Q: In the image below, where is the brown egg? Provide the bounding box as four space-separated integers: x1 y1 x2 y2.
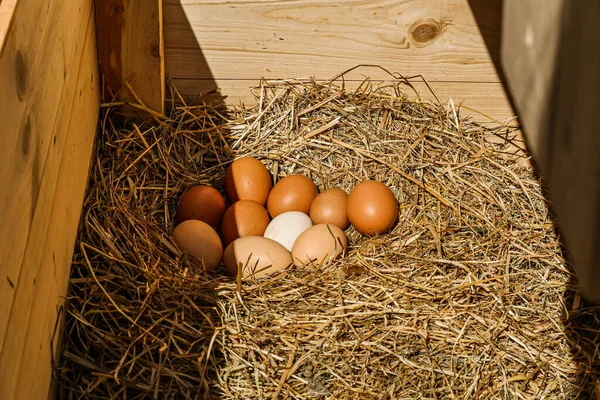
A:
291 224 348 267
309 188 349 229
172 220 223 270
221 200 270 246
223 236 293 279
347 180 398 235
225 157 272 205
176 185 226 227
267 175 318 218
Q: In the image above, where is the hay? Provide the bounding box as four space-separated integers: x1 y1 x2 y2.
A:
55 74 596 399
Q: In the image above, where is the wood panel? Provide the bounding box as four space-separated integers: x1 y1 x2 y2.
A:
95 0 164 114
164 0 515 123
0 0 99 398
172 78 516 125
164 0 504 83
501 1 600 301
11 17 98 399
501 0 563 164
0 0 89 354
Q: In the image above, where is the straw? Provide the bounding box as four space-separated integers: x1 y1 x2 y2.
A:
54 75 594 399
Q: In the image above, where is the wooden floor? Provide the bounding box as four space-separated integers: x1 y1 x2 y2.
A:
163 0 515 124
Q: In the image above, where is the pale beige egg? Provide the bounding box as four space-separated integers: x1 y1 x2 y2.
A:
223 236 293 279
291 224 348 267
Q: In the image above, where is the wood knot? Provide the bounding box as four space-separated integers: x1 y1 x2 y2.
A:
412 23 438 43
20 115 32 156
149 43 161 59
15 50 27 101
409 19 449 47
110 3 125 16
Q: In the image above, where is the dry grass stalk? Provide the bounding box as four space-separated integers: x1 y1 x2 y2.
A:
55 75 597 399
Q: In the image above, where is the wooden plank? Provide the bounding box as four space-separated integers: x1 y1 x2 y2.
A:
171 78 516 125
10 12 99 399
163 0 504 83
94 0 165 114
501 0 563 165
501 1 600 301
0 0 99 398
0 0 93 355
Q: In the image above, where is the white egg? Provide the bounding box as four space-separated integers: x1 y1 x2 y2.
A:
263 211 313 251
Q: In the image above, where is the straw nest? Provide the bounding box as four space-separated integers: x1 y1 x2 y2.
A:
55 72 597 399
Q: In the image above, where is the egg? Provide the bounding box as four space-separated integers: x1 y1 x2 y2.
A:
263 211 313 251
223 236 293 279
267 175 318 218
291 224 348 267
172 220 223 270
176 185 226 227
225 157 272 205
309 188 349 229
221 200 270 246
347 180 398 235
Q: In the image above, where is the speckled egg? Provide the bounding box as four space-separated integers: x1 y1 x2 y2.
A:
221 200 270 246
176 185 226 227
347 180 398 235
267 175 318 218
225 157 272 205
309 188 349 229
172 220 223 270
223 236 293 279
291 224 348 267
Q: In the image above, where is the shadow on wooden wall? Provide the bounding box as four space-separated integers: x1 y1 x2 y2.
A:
466 0 504 81
467 0 521 120
163 1 227 109
94 0 227 117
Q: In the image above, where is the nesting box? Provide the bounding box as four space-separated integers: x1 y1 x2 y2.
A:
1 0 597 398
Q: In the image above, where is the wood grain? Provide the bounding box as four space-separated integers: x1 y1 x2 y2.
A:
0 0 99 398
164 0 504 83
95 0 164 113
501 1 600 301
0 0 91 354
164 0 515 123
171 78 516 125
11 15 98 399
501 0 563 163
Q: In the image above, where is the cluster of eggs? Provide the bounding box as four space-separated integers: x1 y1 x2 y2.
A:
172 157 399 279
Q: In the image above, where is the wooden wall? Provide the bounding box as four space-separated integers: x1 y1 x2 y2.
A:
94 0 164 115
501 0 600 302
163 0 515 123
0 0 100 398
